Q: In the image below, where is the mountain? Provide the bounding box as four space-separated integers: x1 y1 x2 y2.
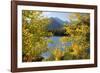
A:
47 17 69 36
47 17 68 31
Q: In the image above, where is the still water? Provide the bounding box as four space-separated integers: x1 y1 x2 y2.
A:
41 36 72 59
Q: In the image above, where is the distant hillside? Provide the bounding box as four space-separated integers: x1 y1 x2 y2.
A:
47 17 69 36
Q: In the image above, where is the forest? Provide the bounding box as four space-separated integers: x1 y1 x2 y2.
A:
22 10 90 62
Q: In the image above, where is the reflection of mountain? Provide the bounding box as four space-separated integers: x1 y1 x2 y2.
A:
47 17 69 36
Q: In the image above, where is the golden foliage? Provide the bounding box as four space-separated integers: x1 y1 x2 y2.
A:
51 48 64 61
22 10 52 62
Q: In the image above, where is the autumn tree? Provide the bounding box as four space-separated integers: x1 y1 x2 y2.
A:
22 10 52 62
63 13 90 59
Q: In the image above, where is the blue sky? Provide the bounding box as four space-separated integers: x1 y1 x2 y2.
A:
42 11 70 22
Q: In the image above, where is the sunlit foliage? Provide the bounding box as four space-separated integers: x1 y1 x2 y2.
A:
50 48 64 61
22 11 90 62
22 10 52 62
63 13 90 59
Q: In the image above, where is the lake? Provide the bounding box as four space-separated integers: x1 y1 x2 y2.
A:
41 36 72 59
